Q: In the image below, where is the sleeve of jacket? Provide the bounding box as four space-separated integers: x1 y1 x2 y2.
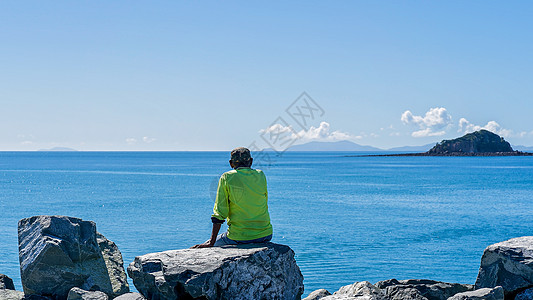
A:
211 174 229 222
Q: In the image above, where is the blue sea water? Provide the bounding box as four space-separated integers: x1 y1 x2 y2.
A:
1 151 532 296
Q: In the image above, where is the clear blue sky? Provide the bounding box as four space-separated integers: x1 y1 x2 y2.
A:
1 1 532 150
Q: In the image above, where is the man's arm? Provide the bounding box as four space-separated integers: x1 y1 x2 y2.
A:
191 175 228 248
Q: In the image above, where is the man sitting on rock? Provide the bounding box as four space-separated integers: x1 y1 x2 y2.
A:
192 147 273 248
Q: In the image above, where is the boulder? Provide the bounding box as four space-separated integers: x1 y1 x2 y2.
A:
515 287 533 300
0 274 15 290
18 215 129 299
0 289 24 300
95 233 129 296
303 289 331 300
447 287 504 300
127 243 304 300
375 279 474 300
112 292 146 300
67 287 108 300
475 236 533 296
321 281 386 300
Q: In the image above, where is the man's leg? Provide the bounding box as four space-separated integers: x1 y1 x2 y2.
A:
213 232 239 247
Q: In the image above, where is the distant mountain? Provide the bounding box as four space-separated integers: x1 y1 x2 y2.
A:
265 140 383 152
387 143 436 152
38 147 77 152
512 145 533 152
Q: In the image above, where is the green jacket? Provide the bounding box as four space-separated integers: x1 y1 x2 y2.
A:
212 167 273 241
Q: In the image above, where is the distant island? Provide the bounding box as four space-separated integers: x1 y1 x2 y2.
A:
263 140 434 152
359 130 533 157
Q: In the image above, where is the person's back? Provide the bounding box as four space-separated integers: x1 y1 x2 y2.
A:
192 147 273 248
213 167 272 241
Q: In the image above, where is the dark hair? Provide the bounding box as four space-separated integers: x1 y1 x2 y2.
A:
230 147 252 168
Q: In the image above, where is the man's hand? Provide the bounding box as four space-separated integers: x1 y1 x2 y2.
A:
190 241 214 249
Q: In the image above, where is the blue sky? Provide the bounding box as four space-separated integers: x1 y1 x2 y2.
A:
1 1 532 150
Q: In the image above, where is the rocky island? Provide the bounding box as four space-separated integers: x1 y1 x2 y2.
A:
362 130 533 157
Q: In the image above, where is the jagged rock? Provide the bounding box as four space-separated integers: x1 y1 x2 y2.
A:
321 281 387 300
127 243 304 300
66 287 108 300
515 287 533 300
0 289 24 300
447 286 504 300
95 233 129 296
303 289 331 300
475 236 533 296
112 292 146 300
18 216 129 299
375 279 474 300
0 274 15 290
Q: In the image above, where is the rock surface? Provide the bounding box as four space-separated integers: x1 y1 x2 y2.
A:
112 292 146 300
96 233 129 296
321 281 386 299
67 287 108 300
18 215 129 299
0 274 15 290
375 279 474 300
128 243 304 300
0 289 24 300
515 287 533 300
475 236 533 296
303 289 331 300
447 287 504 300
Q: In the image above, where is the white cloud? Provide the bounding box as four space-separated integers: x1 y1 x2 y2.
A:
401 107 452 137
126 138 137 145
143 136 156 143
260 121 355 144
458 118 513 137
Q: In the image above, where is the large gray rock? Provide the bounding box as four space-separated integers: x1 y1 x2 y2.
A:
447 287 504 300
0 289 24 300
303 289 331 300
475 236 533 296
0 274 15 290
67 287 108 300
321 281 387 300
127 243 304 300
375 279 474 300
18 216 129 299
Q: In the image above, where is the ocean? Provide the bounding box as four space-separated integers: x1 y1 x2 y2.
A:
1 151 532 296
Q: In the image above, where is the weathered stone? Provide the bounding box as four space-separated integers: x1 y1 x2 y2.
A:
18 216 129 299
0 274 15 290
0 289 24 300
321 281 387 300
515 287 533 300
66 287 108 300
447 286 504 300
127 243 304 300
112 292 146 300
475 236 533 296
375 279 474 300
303 289 331 300
95 233 129 296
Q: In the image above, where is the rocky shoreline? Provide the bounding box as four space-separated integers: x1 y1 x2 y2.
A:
1 215 532 300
